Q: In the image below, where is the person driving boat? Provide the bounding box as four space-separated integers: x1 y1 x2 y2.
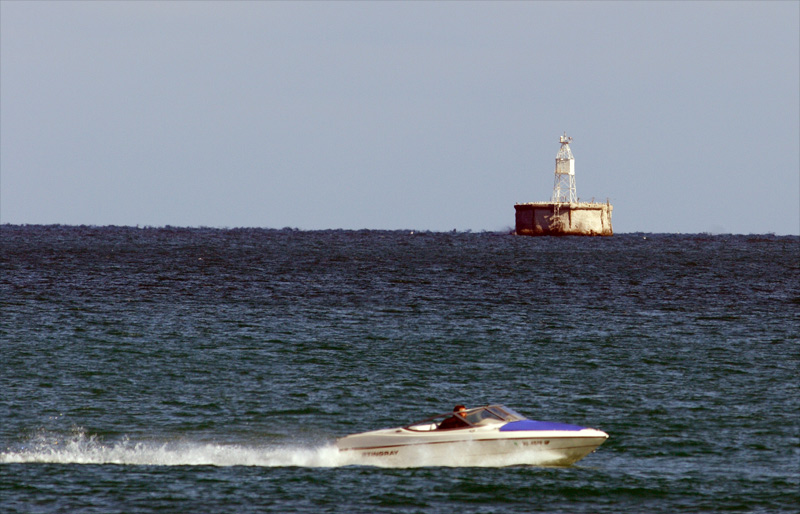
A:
437 404 469 430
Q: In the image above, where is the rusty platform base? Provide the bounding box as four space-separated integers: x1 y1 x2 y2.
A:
514 202 613 236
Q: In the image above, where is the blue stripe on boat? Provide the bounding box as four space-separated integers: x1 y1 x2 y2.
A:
499 420 586 432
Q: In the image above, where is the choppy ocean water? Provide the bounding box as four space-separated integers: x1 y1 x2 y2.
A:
1 225 798 513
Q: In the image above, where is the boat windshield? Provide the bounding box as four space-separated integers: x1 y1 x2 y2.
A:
465 405 526 425
488 405 526 421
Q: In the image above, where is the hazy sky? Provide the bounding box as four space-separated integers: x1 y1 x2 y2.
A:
2 1 798 234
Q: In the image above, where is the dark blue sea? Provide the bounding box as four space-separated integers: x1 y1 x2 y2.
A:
1 225 798 513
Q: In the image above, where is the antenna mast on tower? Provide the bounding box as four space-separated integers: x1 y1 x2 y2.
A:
551 132 577 203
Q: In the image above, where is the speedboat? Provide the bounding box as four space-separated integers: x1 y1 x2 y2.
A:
337 404 608 467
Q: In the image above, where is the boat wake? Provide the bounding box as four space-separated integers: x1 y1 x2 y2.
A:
1 429 345 467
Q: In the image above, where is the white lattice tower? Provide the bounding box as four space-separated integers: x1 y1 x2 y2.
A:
551 132 577 203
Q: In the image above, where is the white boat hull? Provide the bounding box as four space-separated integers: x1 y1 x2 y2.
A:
338 425 608 467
